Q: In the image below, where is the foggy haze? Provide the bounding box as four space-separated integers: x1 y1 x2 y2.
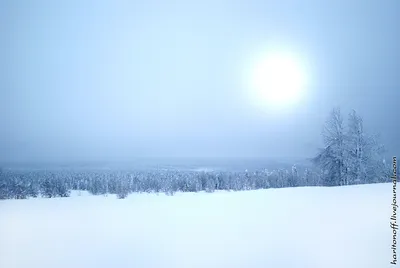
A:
2 0 399 163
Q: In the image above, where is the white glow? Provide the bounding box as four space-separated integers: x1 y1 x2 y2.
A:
245 50 308 110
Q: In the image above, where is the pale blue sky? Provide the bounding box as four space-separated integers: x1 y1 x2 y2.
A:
1 0 399 162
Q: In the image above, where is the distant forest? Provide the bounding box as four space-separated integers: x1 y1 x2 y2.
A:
0 108 393 200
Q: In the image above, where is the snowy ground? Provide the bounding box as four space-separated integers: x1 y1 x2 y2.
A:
0 183 393 268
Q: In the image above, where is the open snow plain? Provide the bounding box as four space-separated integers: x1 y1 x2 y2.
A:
0 183 392 268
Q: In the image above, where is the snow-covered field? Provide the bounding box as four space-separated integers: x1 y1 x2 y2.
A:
0 183 393 268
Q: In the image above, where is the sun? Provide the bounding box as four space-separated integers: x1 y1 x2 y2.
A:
245 50 308 110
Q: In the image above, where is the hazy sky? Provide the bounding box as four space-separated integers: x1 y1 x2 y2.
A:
1 0 399 162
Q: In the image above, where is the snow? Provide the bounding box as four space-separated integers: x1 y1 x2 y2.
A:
0 183 393 268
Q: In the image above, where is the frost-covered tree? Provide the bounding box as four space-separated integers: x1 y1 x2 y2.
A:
116 175 129 199
288 164 298 187
313 108 389 186
302 168 316 186
364 133 388 183
54 177 71 197
346 110 368 184
0 168 9 199
41 175 55 198
88 175 107 195
346 110 390 184
253 170 270 189
275 169 289 188
313 108 348 186
12 174 29 199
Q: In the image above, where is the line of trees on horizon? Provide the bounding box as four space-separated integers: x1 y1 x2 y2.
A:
0 107 392 200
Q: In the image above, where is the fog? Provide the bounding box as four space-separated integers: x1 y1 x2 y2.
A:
1 0 399 163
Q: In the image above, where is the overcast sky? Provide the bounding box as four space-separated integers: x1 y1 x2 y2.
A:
1 0 399 162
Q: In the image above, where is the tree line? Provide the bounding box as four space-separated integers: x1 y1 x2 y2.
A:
0 108 392 200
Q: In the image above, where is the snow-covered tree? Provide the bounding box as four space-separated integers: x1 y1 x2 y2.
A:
302 168 320 186
346 110 390 184
288 164 298 187
313 108 348 186
116 174 129 199
0 168 9 199
54 177 71 197
313 108 389 186
346 110 367 184
41 175 54 198
364 133 388 183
